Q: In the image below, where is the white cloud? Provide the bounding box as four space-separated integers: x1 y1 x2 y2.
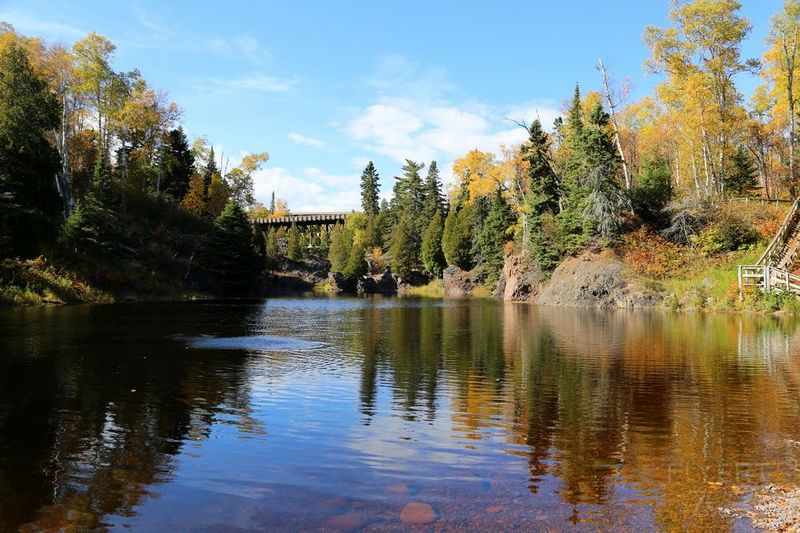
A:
199 74 297 94
253 167 359 212
0 8 85 39
288 132 327 149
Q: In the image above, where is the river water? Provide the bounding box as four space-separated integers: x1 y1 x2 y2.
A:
1 296 800 531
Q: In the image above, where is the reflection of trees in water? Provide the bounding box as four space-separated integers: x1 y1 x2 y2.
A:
352 302 800 528
0 304 260 531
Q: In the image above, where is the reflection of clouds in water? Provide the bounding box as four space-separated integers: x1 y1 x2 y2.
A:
181 335 327 353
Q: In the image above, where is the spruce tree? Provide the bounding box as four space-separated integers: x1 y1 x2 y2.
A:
522 119 560 216
360 161 380 215
725 147 758 196
287 223 303 261
581 103 627 240
478 190 513 282
203 147 218 199
442 204 472 269
422 160 445 221
269 191 276 213
328 223 351 272
421 209 446 278
200 201 261 294
343 240 367 279
264 228 280 272
161 127 195 200
390 214 417 278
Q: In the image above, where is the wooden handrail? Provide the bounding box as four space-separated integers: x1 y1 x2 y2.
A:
758 198 800 266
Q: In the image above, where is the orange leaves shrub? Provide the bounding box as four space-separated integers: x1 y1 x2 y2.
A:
621 227 688 280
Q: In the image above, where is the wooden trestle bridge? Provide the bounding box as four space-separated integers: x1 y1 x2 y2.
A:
253 212 351 247
739 198 800 297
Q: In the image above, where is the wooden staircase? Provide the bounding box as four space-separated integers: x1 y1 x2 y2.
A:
739 198 800 296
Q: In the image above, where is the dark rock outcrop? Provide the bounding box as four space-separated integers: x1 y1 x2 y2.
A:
443 266 481 297
395 270 430 295
357 270 397 295
495 254 544 302
327 271 355 293
534 249 662 308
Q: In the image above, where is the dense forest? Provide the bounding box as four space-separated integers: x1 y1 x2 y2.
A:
1 0 799 304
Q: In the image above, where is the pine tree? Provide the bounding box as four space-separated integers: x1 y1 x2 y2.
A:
522 119 560 217
161 127 195 201
199 201 262 294
269 191 276 213
360 161 380 215
478 190 512 282
725 147 758 196
421 209 446 277
442 204 472 269
422 160 445 221
561 83 587 188
203 147 218 199
328 223 351 272
390 214 417 278
389 159 426 259
92 149 114 204
343 239 367 279
287 223 303 261
581 103 627 240
264 228 280 272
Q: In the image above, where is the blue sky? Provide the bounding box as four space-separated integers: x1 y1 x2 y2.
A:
0 0 781 211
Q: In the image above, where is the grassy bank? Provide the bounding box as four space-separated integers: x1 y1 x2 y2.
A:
0 257 112 306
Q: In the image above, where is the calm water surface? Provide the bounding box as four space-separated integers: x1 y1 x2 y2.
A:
2 296 800 531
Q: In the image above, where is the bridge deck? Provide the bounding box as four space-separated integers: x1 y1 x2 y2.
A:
254 212 350 227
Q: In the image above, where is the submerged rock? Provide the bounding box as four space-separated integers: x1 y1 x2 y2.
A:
400 502 436 525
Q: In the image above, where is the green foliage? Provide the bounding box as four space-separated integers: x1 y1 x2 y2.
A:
478 191 512 282
199 201 261 294
161 127 195 200
390 214 417 278
442 204 473 269
360 161 380 215
287 223 303 261
422 160 445 221
691 213 758 255
522 119 560 217
264 228 280 272
328 223 351 272
725 147 758 196
0 40 61 256
421 209 446 278
631 158 673 224
60 193 123 259
343 240 367 279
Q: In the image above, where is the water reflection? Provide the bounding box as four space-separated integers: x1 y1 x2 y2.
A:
1 299 800 530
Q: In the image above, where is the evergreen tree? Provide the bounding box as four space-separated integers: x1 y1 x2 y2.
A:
422 160 445 221
360 161 380 215
421 209 446 277
264 228 280 273
390 214 417 278
631 157 672 224
0 41 61 255
328 223 351 272
725 147 758 196
363 214 381 250
561 83 587 188
522 119 560 217
200 201 261 294
92 149 115 203
442 204 473 269
269 191 276 213
343 239 367 279
478 190 513 282
202 147 218 199
287 223 303 261
161 127 195 200
390 159 426 258
60 193 122 262
581 103 627 240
